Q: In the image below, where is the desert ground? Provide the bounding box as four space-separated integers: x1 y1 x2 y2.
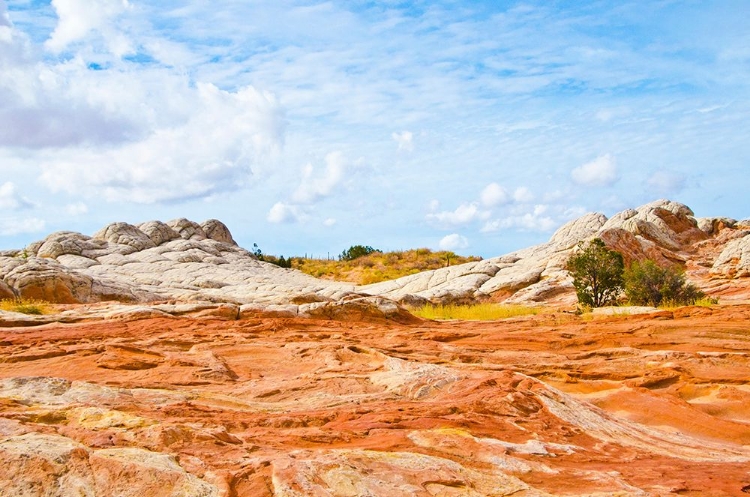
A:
1 303 749 496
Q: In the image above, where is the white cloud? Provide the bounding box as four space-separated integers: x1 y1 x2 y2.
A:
323 218 337 227
292 151 348 204
392 130 413 152
46 0 132 56
0 1 748 257
439 233 469 251
0 182 32 210
0 217 45 236
65 202 88 215
646 170 686 195
571 154 618 187
0 1 10 29
39 83 285 203
482 204 557 232
513 186 534 203
267 202 303 224
480 182 509 207
426 202 489 227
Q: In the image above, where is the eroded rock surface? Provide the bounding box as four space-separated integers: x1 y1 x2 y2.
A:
1 306 749 495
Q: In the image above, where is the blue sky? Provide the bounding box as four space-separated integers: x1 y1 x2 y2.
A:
1 0 748 258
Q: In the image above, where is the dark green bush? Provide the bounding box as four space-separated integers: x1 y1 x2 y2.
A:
624 259 704 306
566 238 624 308
340 245 380 261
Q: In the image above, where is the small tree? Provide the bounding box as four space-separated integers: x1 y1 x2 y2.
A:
624 259 704 306
566 238 624 308
340 245 380 261
252 243 264 261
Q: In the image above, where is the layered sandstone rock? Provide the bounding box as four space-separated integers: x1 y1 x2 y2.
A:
1 307 749 495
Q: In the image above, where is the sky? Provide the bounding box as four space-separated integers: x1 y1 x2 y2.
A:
1 0 748 258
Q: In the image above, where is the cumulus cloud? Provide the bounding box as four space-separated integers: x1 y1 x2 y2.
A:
39 83 285 203
0 18 140 148
0 182 33 210
646 170 686 196
267 202 304 224
323 218 337 227
292 151 348 204
426 202 489 227
439 233 469 251
0 217 45 236
482 205 557 232
571 154 618 187
46 0 133 55
392 130 413 152
480 182 509 207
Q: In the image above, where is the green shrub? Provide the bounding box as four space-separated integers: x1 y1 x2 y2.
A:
624 259 705 306
340 245 380 261
566 238 624 308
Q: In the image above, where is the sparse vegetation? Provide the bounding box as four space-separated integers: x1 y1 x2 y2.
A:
624 259 705 307
413 303 540 321
0 298 51 315
291 248 482 285
566 238 624 308
252 243 292 268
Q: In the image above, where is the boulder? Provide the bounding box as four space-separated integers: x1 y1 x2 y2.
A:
93 222 156 252
36 231 101 259
712 234 750 278
200 219 237 245
167 218 207 240
3 257 92 304
138 221 181 246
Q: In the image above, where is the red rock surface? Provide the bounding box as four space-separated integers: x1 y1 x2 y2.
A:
1 306 750 495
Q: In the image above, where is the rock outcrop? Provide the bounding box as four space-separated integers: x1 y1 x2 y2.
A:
1 306 749 495
1 200 749 311
365 199 750 305
0 219 361 311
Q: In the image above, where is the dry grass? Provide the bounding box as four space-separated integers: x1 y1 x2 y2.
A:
292 248 481 285
0 298 52 315
657 296 718 310
413 303 541 321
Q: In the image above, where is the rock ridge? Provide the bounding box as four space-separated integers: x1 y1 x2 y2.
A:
1 200 749 313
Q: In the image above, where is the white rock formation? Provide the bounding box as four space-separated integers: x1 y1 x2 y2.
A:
0 201 748 314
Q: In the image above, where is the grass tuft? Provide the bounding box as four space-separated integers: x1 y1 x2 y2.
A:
412 303 540 321
656 296 719 310
0 298 51 315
